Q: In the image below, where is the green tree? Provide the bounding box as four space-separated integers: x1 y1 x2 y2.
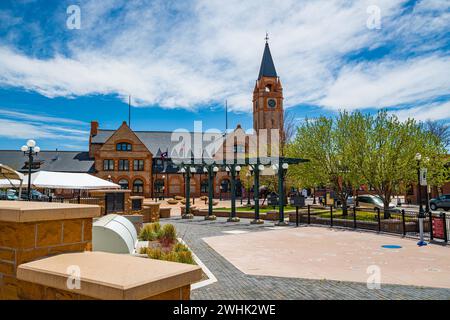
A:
358 111 445 217
287 111 366 215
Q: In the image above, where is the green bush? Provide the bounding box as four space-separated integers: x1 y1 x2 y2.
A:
160 224 177 243
177 251 195 264
173 242 189 253
139 247 148 254
163 251 178 262
147 247 164 260
139 222 163 241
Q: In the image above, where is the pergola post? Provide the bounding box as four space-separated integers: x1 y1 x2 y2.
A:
181 164 194 219
276 161 289 226
251 161 264 225
205 164 217 220
227 164 240 222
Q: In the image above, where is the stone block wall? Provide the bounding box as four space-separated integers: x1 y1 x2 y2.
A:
0 218 93 300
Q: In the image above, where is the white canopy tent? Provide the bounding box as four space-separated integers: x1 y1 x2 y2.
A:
23 171 120 190
0 164 24 197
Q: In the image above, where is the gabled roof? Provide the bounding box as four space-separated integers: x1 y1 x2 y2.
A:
258 42 277 79
91 129 232 159
0 151 94 174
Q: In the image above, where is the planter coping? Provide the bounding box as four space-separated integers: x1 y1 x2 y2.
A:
0 200 100 223
17 251 202 300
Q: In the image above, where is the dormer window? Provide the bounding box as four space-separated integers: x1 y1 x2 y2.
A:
116 142 132 151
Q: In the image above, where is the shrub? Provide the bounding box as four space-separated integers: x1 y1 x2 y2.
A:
139 225 157 241
149 222 161 234
147 247 164 260
139 247 148 254
173 242 189 253
177 251 195 265
161 224 177 242
163 251 178 262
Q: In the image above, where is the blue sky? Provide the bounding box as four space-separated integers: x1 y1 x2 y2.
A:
0 0 449 151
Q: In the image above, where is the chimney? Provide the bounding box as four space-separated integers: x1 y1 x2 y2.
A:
90 121 99 137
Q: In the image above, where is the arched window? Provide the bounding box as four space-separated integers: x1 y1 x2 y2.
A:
118 179 129 190
200 179 208 193
220 179 230 193
116 142 132 151
154 179 165 193
133 179 144 193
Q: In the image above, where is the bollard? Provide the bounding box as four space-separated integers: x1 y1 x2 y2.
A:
353 206 357 229
307 205 311 225
330 205 333 227
401 209 406 236
376 208 381 232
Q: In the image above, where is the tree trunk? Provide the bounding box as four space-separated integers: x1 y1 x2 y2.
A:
383 193 391 219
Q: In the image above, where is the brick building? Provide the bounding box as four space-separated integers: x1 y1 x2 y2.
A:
0 40 285 199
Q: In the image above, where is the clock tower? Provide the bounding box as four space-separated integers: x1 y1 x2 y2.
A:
253 38 284 143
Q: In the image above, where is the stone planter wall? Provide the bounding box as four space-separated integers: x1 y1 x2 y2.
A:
142 204 160 223
159 208 172 219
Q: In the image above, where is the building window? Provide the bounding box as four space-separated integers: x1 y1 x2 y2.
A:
200 179 208 193
133 159 144 171
118 159 129 171
103 159 114 171
116 142 132 151
118 179 129 190
133 179 144 193
234 145 245 153
154 179 164 194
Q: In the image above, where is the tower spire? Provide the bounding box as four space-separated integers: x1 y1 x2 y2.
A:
258 36 277 79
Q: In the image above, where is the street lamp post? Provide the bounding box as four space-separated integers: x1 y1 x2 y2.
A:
415 153 427 247
246 171 252 205
21 140 40 201
180 165 196 219
205 164 219 220
273 161 289 226
226 164 241 222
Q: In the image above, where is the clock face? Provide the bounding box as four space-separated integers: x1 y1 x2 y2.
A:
267 99 276 108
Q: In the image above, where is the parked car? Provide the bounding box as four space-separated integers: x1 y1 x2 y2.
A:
355 195 399 212
20 189 47 201
429 194 450 211
0 189 19 200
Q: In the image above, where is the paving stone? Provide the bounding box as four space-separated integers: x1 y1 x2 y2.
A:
162 217 450 300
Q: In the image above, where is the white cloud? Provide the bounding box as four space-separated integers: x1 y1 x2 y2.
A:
392 101 450 122
319 55 450 110
0 109 88 142
0 0 448 118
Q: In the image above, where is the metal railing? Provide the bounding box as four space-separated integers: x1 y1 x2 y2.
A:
294 204 449 243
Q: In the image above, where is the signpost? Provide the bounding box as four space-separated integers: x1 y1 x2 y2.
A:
432 213 448 242
290 193 305 227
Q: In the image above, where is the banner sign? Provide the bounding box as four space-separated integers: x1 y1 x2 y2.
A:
432 216 445 240
420 168 427 186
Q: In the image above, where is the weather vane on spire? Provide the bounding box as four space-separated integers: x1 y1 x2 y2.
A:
265 32 269 43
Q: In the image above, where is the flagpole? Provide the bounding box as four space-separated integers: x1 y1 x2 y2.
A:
225 100 228 133
128 95 131 128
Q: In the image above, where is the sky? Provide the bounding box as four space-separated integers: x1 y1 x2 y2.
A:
0 0 449 151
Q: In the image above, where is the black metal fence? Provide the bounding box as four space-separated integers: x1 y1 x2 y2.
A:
295 205 449 243
46 196 102 205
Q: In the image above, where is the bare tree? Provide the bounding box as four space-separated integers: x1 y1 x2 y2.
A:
281 109 297 155
423 120 450 149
